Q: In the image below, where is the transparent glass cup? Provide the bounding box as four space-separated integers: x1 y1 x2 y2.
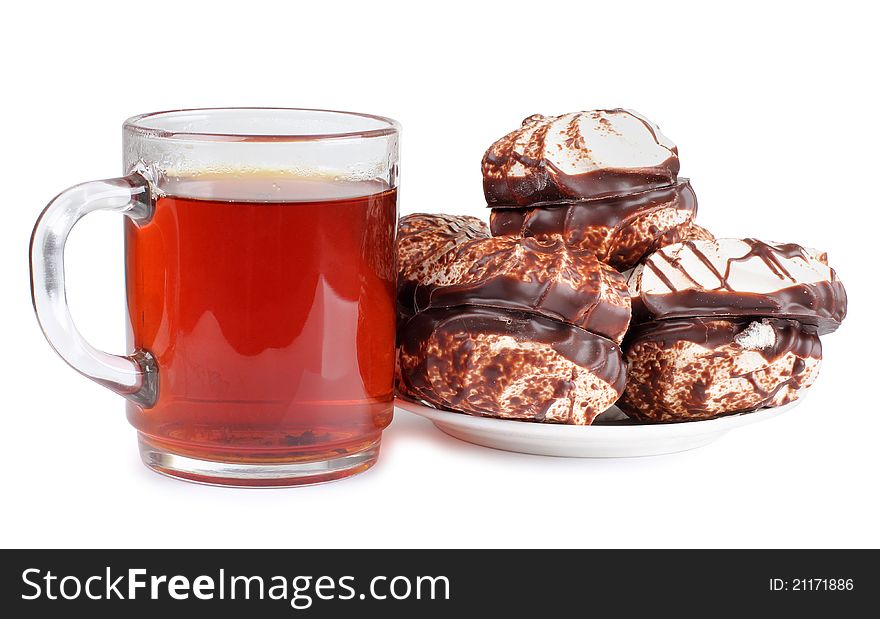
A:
30 108 400 487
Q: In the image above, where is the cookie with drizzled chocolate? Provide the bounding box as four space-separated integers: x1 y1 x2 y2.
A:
621 238 846 421
628 238 846 333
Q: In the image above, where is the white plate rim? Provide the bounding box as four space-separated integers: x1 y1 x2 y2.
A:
395 397 802 441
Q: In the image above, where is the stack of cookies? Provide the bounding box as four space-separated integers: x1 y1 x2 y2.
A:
396 110 848 424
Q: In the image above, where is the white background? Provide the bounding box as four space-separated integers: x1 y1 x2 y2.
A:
1 0 877 548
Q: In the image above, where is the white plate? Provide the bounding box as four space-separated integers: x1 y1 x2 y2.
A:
395 398 802 458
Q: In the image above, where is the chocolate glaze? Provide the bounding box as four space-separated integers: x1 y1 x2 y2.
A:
411 237 631 342
399 306 627 395
413 278 631 344
634 238 848 333
634 277 847 335
489 179 697 270
489 177 694 218
397 279 418 315
732 240 799 279
484 166 680 207
488 208 526 236
482 110 680 205
652 238 826 291
625 317 822 363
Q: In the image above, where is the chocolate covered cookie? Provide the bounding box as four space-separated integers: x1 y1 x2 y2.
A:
395 213 631 422
398 307 626 425
482 109 680 205
620 318 821 422
483 110 700 270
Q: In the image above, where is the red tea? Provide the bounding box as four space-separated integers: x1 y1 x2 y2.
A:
124 176 397 467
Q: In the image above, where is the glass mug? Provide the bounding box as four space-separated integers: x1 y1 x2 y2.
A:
30 108 400 487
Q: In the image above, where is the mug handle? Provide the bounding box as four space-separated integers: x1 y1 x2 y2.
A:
29 171 158 407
